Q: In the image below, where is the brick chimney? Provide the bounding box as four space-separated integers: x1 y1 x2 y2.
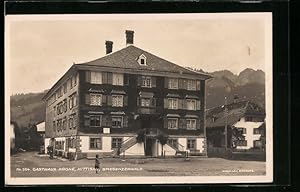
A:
105 40 113 54
125 30 134 46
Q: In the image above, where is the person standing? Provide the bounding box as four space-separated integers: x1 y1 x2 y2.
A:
95 154 101 174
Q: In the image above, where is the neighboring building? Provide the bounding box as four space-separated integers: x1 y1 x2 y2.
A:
43 30 211 159
206 100 266 151
36 121 46 138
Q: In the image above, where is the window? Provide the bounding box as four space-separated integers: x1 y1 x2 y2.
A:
111 138 123 149
90 115 101 127
138 54 147 66
69 115 74 129
186 99 196 110
187 139 196 150
91 71 102 84
53 106 56 116
168 78 178 89
53 121 56 131
238 128 247 134
73 74 77 86
69 93 77 109
57 87 63 98
112 95 123 107
63 83 67 94
112 116 123 128
62 117 67 130
112 73 124 85
57 119 62 132
168 118 178 129
167 139 178 149
253 128 260 134
187 80 197 90
253 140 262 148
168 98 178 109
186 119 197 130
236 140 247 146
141 98 151 107
63 99 67 113
142 76 151 87
90 138 102 149
90 94 102 106
55 141 64 150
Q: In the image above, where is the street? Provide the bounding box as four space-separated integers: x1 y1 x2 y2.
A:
10 152 266 177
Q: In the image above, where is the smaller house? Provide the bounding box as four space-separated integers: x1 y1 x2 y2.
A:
206 100 265 151
36 122 45 138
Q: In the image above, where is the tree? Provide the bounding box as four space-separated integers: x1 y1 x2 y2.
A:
231 127 246 149
156 133 168 157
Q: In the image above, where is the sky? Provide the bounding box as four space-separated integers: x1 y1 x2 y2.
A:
6 13 271 95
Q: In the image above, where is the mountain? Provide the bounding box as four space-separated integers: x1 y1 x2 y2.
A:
10 68 265 127
10 91 47 128
206 68 265 109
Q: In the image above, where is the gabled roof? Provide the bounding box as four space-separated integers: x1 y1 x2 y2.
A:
76 45 211 78
206 101 265 128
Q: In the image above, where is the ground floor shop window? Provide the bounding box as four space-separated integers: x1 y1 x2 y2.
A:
90 138 102 149
187 139 196 150
111 138 123 149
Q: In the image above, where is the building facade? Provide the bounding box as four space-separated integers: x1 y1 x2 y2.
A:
43 30 211 159
206 100 266 151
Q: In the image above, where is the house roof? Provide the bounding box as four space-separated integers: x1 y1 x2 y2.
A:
76 45 211 78
206 101 265 128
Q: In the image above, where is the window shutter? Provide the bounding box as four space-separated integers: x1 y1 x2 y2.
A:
196 80 201 91
106 116 112 127
124 74 129 85
107 95 112 106
65 138 69 149
124 96 128 106
107 72 113 84
182 99 187 110
151 98 156 107
102 95 107 105
102 72 108 84
84 115 90 127
164 98 168 108
178 99 183 110
85 94 90 105
179 118 186 129
102 115 107 127
137 76 142 86
85 71 91 83
183 79 188 90
196 100 201 110
197 119 201 130
178 79 184 89
152 77 156 87
163 117 168 129
137 97 140 106
123 116 128 127
164 77 169 88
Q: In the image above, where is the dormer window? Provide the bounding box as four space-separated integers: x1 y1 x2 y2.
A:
138 54 147 66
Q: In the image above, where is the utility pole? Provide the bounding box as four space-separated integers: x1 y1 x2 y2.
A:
224 97 228 150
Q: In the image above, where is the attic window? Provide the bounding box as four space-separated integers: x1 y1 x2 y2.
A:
138 54 147 66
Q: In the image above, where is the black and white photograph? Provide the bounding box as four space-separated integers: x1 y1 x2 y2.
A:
5 13 273 185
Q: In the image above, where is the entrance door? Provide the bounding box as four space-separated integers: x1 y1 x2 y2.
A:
145 138 154 156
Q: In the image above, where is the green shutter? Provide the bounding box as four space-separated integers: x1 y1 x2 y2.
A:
164 77 169 88
152 77 156 87
137 76 142 86
178 79 184 89
107 72 113 84
84 115 90 127
196 80 201 91
196 100 201 110
85 71 91 83
102 72 108 84
124 96 128 106
102 95 107 105
123 116 128 127
163 117 168 129
85 94 90 105
164 98 168 108
107 95 112 106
